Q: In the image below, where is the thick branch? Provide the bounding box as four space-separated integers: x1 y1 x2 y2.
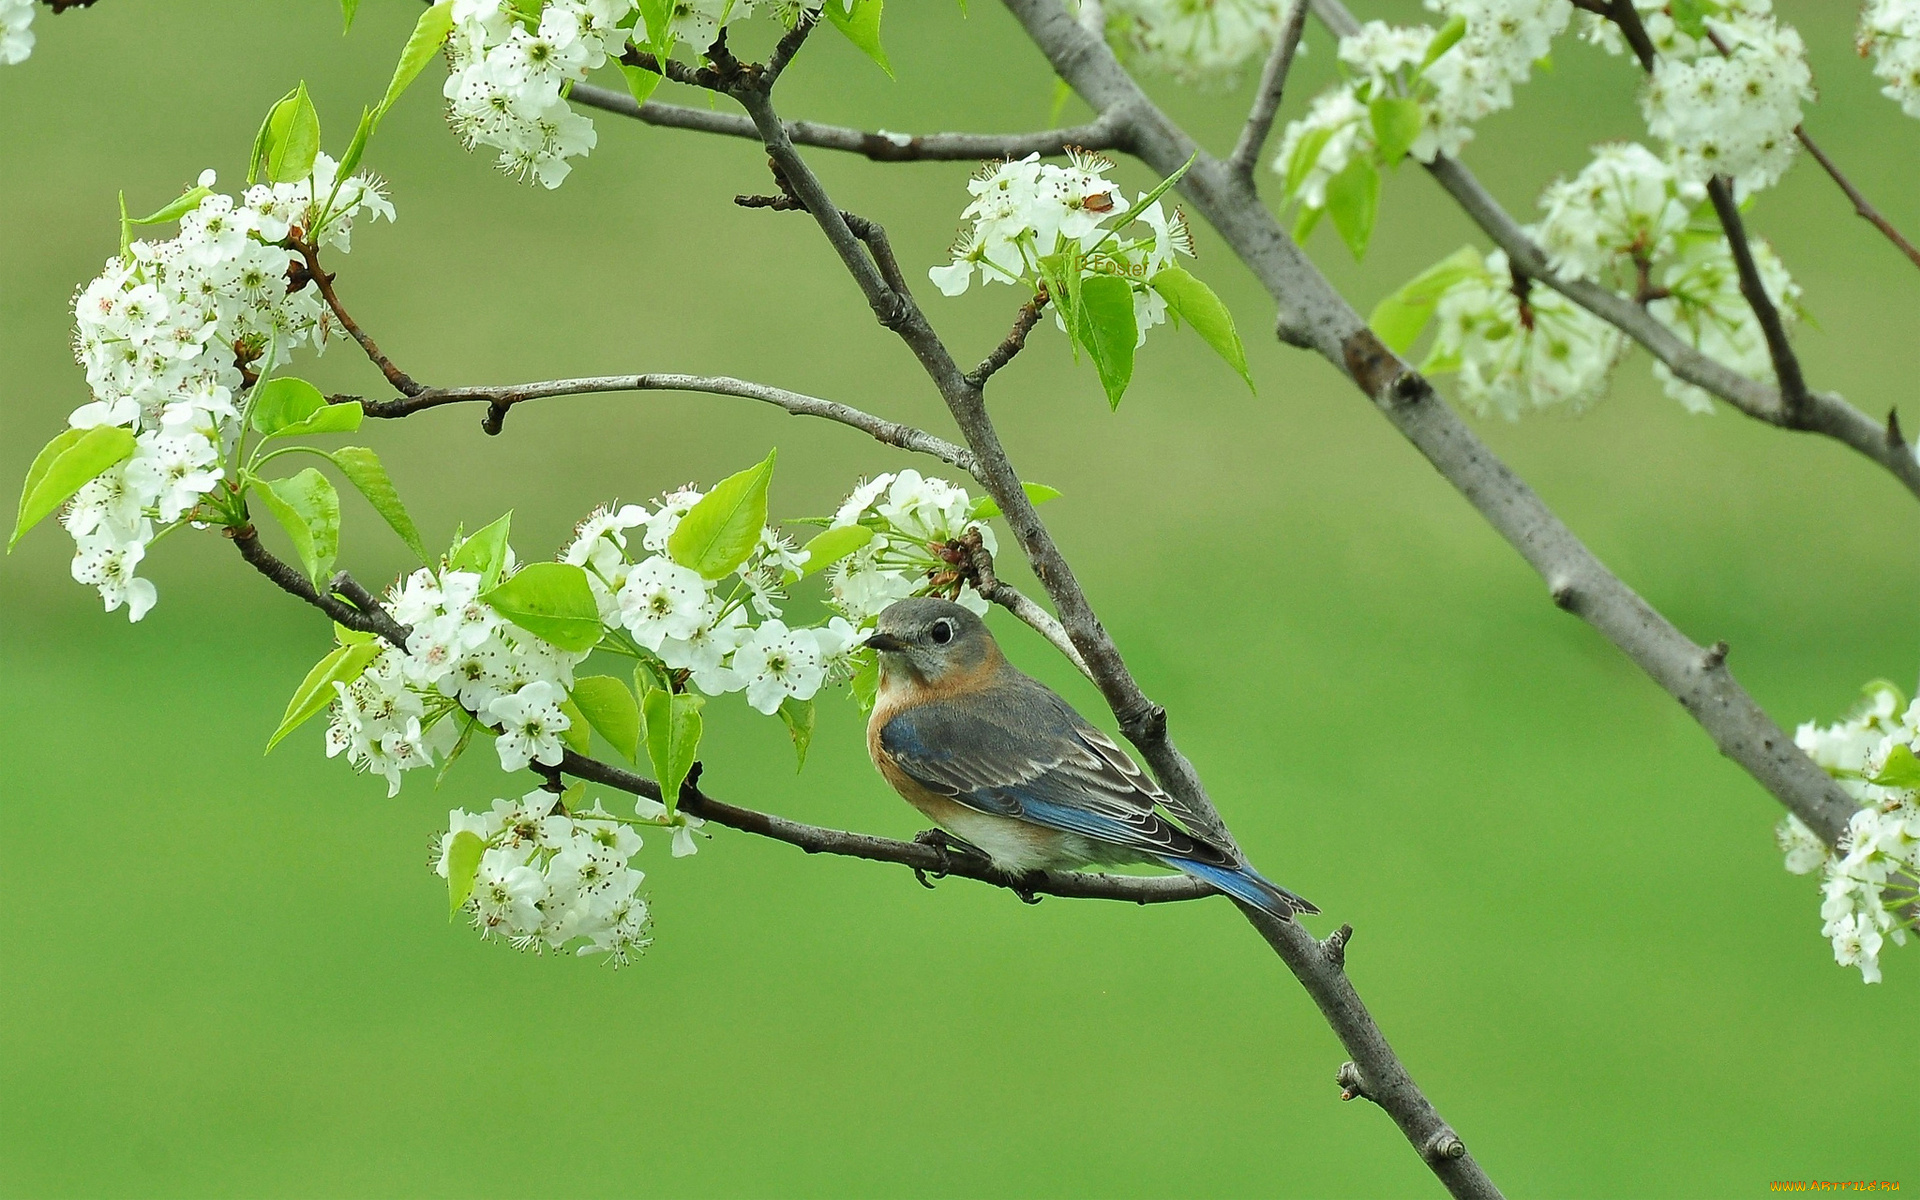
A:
560 751 1215 904
568 82 1133 162
349 373 978 475
1228 0 1311 178
1008 0 1858 850
228 525 409 647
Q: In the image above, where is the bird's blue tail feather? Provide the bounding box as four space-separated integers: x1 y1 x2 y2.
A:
1166 857 1318 921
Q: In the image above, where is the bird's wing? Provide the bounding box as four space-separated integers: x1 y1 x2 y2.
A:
878 679 1234 866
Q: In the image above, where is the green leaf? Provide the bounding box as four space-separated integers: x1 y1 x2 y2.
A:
1857 679 1909 719
1872 743 1920 789
777 696 815 772
1121 151 1196 227
330 447 427 562
267 402 364 441
1324 156 1381 262
572 675 641 762
254 468 341 586
1419 14 1467 70
130 184 213 228
823 0 893 77
1283 124 1335 200
1368 245 1485 354
482 562 602 652
249 377 328 436
1368 96 1425 167
341 0 361 32
634 657 671 701
249 87 298 186
446 830 484 917
558 696 592 755
450 512 512 589
1148 267 1253 391
334 621 375 645
618 62 665 108
669 449 777 580
11 425 138 551
1291 202 1324 245
1074 274 1138 410
265 82 322 185
799 524 874 577
644 689 704 815
379 1 456 124
970 482 1063 521
1668 0 1722 39
267 641 381 751
636 0 675 50
849 649 879 715
335 106 377 183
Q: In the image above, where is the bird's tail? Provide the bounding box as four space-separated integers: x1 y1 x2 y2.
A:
1165 856 1319 921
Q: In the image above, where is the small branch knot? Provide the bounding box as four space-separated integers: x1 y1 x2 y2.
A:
1701 639 1729 670
1888 407 1907 451
1321 922 1354 969
1422 1129 1467 1162
1335 1062 1371 1103
1549 577 1578 611
481 400 511 436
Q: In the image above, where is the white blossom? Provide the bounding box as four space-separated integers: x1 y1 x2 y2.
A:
1859 0 1920 118
1096 0 1295 87
488 679 572 772
0 0 33 65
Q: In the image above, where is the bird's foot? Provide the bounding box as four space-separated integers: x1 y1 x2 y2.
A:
1011 872 1045 905
911 828 981 887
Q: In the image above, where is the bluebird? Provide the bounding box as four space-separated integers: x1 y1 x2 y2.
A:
864 597 1316 921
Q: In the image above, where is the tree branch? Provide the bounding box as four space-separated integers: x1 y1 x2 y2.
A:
228 524 409 647
1228 0 1311 179
965 290 1050 388
1704 175 1810 418
946 526 1093 679
1794 127 1920 273
346 373 979 475
565 82 1133 162
289 235 422 397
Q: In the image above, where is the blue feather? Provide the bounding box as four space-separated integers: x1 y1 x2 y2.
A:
1166 857 1318 920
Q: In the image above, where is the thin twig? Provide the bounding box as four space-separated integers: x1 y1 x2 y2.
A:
289 236 422 397
1795 127 1920 273
228 525 409 647
965 290 1051 387
1705 175 1810 419
565 81 1134 162
761 9 815 87
347 373 979 475
945 526 1092 678
1228 0 1311 178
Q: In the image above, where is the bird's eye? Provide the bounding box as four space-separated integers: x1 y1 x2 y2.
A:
930 619 954 645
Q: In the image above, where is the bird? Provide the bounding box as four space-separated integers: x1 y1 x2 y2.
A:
863 596 1316 921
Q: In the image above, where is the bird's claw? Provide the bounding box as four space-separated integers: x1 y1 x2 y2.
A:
912 828 963 880
1012 873 1044 905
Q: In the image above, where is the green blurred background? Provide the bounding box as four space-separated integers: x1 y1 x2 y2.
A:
3 2 1916 1196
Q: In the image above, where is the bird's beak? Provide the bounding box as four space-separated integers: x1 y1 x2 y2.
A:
863 632 907 653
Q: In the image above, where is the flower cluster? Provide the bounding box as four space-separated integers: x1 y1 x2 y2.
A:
1 0 32 65
1424 250 1628 419
443 0 635 188
1780 682 1920 984
328 562 591 794
1858 0 1920 118
929 151 1195 347
436 789 672 965
60 160 393 620
1579 0 1812 194
824 470 994 625
1095 0 1295 88
1273 0 1571 212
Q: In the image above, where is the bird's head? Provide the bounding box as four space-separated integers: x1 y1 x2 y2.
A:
863 597 1000 686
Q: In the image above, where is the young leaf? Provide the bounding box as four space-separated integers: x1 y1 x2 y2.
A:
446 830 484 917
11 425 137 551
669 449 777 579
799 524 874 578
969 482 1063 521
1368 96 1425 167
1074 274 1138 409
335 106 377 183
341 0 361 31
558 696 592 755
1324 156 1381 262
481 562 602 652
1420 14 1467 69
1148 267 1253 391
823 0 893 77
330 447 427 562
266 641 381 751
1123 151 1197 227
777 696 815 772
450 512 512 589
379 1 456 123
1291 202 1324 245
619 62 665 108
249 377 328 436
265 83 322 185
644 689 704 816
333 621 375 645
249 87 299 186
265 402 364 441
130 185 214 228
571 675 641 762
849 649 879 715
1369 245 1484 353
1283 124 1335 199
1872 744 1920 789
254 468 342 585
